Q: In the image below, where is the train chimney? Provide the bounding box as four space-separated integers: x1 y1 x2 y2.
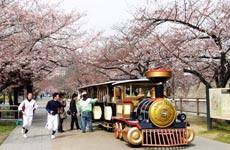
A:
145 69 172 99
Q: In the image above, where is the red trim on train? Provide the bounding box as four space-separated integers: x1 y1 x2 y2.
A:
112 117 142 129
150 98 165 101
121 99 133 103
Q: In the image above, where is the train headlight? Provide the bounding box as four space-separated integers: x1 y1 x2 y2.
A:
137 115 143 122
177 113 186 122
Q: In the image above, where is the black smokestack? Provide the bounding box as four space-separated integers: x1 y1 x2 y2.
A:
154 84 164 98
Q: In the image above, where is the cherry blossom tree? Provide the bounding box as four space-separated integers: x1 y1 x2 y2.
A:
78 0 230 91
0 0 87 92
34 0 230 91
85 19 176 81
128 0 230 88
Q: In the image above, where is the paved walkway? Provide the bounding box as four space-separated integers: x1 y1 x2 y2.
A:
1 98 230 150
0 98 51 150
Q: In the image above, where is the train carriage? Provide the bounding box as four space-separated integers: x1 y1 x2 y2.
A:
78 69 195 147
78 81 115 119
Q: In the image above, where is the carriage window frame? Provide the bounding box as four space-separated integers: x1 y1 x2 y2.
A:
124 84 153 99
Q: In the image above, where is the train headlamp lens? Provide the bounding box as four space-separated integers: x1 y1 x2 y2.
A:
138 115 143 122
177 113 186 122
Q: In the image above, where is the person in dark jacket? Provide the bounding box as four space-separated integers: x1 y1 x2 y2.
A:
45 92 63 139
58 93 67 133
70 93 81 130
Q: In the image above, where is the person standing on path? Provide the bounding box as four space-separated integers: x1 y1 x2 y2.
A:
45 92 63 139
58 93 66 133
69 93 81 130
18 93 38 138
79 91 97 133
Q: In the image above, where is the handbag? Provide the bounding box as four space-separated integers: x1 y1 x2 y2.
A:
60 111 67 119
67 109 71 115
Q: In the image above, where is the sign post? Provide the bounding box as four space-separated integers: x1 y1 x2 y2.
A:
206 85 212 130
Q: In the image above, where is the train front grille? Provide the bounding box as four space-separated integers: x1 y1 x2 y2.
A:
142 128 188 146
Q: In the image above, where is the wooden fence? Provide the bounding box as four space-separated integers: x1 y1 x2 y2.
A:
173 98 207 116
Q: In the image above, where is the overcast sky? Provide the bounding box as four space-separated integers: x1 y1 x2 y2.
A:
57 0 146 34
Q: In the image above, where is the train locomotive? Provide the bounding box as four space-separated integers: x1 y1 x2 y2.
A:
79 69 195 147
113 69 195 146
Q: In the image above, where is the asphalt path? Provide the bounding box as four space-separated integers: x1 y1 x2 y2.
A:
1 98 229 150
51 126 230 150
52 108 230 150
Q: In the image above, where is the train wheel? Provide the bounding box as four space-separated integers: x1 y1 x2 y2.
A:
186 126 195 143
114 122 119 138
127 127 142 145
118 122 123 139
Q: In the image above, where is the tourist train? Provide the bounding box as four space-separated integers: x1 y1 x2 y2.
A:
78 69 195 146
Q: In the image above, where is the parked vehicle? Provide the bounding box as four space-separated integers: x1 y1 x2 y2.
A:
78 69 195 147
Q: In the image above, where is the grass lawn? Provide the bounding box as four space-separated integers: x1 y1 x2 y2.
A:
0 121 16 145
187 115 230 144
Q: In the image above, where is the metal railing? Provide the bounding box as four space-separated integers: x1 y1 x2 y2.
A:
0 105 21 120
174 98 207 116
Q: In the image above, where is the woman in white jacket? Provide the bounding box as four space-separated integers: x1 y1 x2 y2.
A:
18 93 38 138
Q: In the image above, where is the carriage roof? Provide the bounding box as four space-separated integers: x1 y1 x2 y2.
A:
112 78 150 86
78 78 151 90
79 81 115 89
